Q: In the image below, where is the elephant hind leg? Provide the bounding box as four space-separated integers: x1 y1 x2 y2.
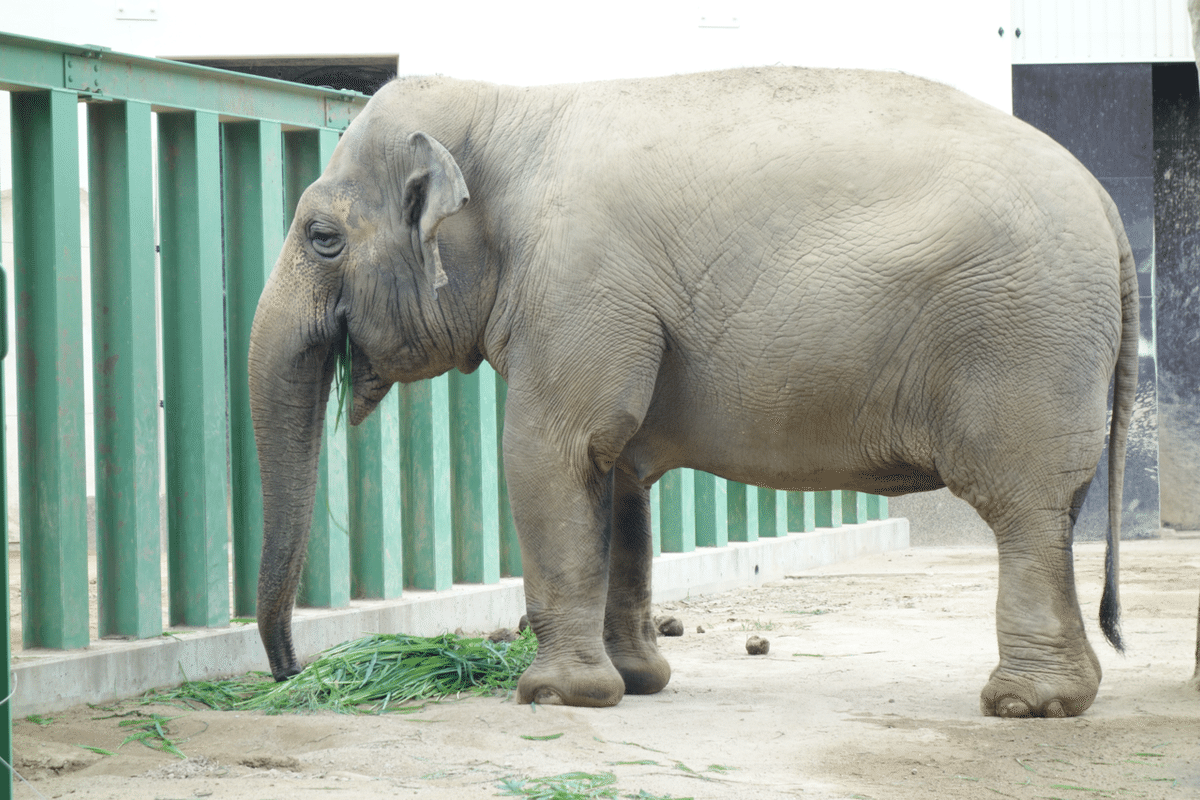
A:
604 466 671 695
975 490 1102 718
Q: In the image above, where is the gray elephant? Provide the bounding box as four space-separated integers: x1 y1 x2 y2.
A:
248 67 1137 717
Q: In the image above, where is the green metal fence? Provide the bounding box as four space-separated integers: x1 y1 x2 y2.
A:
0 31 891 793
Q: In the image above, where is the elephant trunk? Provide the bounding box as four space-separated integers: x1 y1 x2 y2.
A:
248 266 339 681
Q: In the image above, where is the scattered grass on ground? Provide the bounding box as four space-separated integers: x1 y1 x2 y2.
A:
147 629 537 714
738 620 774 631
496 770 694 799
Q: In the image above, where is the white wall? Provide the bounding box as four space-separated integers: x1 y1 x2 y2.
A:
1012 0 1195 64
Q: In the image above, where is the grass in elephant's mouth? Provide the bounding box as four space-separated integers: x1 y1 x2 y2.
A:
146 629 537 714
332 334 352 431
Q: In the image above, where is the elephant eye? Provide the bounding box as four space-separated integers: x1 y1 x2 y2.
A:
307 221 344 258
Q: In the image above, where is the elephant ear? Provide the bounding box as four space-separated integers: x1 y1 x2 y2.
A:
402 131 469 299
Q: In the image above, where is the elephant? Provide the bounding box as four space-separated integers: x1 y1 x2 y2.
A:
248 66 1138 718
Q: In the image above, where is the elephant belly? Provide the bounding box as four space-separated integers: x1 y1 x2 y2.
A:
622 386 944 496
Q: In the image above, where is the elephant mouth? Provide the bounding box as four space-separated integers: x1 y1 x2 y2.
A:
346 337 391 426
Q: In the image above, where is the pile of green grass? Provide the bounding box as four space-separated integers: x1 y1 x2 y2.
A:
151 629 537 714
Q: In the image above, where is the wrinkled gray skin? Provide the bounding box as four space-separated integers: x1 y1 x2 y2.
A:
249 67 1138 717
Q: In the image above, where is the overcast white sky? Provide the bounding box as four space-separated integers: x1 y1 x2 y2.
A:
2 1 1014 103
0 1 1016 193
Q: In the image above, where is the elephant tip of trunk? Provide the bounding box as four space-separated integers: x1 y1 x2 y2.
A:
273 665 303 683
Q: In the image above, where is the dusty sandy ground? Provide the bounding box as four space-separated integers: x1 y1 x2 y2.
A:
10 538 1200 800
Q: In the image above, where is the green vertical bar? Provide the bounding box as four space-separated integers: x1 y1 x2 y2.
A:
349 391 403 598
815 490 843 528
283 128 337 223
658 469 696 553
87 100 162 639
868 494 888 520
450 369 498 583
693 471 718 547
658 470 683 552
300 392 350 607
842 490 869 524
757 487 780 537
494 369 520 576
223 119 284 617
285 128 349 608
787 491 816 532
477 367 501 582
399 378 453 590
158 110 230 628
712 476 729 547
746 484 760 540
11 90 89 649
650 484 661 557
727 482 754 542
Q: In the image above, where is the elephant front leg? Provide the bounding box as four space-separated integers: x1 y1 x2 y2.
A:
981 515 1102 718
604 467 671 694
506 434 626 707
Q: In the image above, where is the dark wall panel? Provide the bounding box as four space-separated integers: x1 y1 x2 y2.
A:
1152 63 1200 530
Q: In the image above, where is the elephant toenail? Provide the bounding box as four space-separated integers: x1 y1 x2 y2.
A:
998 697 1032 718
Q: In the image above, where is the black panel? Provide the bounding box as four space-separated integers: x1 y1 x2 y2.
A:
1013 63 1153 179
1152 63 1200 143
1151 63 1200 529
1152 64 1200 406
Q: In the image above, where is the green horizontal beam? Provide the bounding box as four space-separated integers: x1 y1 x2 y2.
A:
0 32 367 129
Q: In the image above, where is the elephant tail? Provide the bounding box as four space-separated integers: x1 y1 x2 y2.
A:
1100 198 1138 654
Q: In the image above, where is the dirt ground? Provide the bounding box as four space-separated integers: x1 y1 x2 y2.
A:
10 537 1200 800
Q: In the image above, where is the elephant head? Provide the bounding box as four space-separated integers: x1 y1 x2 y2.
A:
248 107 471 680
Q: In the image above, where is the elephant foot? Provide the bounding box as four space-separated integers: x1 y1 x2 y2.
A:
609 648 671 695
516 655 625 707
980 642 1102 718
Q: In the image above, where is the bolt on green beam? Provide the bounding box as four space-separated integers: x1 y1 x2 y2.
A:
11 89 90 650
87 99 163 639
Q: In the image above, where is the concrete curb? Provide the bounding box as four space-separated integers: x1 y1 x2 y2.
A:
11 518 908 715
